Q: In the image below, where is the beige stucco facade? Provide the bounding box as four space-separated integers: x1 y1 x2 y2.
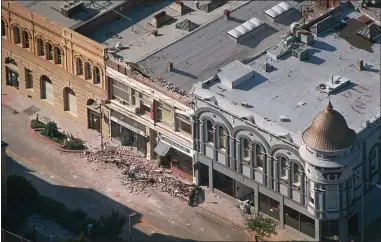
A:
1 1 109 137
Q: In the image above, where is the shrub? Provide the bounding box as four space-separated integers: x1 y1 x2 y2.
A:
30 119 45 129
41 121 60 138
246 215 277 239
64 138 86 150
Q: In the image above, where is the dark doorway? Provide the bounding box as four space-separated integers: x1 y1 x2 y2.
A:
348 213 359 236
198 162 209 186
213 170 234 197
88 109 101 132
5 67 19 89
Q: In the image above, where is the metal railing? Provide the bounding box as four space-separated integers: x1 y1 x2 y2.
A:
1 229 33 242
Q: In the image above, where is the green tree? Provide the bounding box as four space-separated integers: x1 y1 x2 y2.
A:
246 214 277 239
97 210 126 239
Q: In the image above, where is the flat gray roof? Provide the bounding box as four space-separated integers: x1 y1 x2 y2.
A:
87 0 248 63
136 0 305 93
192 7 381 145
16 0 123 29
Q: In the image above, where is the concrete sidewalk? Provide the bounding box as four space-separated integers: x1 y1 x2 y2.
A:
2 86 101 149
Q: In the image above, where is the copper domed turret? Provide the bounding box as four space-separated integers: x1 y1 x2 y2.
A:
302 101 356 152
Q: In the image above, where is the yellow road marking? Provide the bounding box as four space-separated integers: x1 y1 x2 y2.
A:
6 148 169 236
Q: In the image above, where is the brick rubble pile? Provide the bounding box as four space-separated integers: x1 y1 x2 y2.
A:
81 144 194 201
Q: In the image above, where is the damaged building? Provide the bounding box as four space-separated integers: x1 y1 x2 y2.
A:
191 2 381 241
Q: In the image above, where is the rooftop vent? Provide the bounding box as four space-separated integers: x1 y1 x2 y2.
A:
292 45 309 61
217 60 254 89
175 19 199 32
149 11 173 28
61 1 84 18
261 63 274 72
356 23 381 42
198 0 228 13
318 75 350 94
170 0 192 15
264 1 294 23
227 17 265 43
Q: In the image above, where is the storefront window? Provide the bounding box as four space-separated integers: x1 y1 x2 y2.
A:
321 221 339 240
156 103 173 126
258 192 279 220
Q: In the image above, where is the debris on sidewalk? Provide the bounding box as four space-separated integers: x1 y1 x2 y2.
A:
188 187 205 207
81 143 194 202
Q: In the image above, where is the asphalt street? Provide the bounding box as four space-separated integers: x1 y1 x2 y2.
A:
2 105 249 241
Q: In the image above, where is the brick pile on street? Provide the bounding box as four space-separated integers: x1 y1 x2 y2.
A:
81 143 195 202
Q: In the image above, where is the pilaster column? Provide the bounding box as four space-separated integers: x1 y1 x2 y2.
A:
274 159 279 192
145 127 152 160
209 159 214 192
254 182 259 214
266 156 272 188
301 174 306 205
279 196 285 228
287 165 291 197
199 121 204 154
229 137 235 168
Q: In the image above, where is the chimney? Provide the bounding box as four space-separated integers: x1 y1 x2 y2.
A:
224 10 231 19
168 61 173 72
357 60 364 71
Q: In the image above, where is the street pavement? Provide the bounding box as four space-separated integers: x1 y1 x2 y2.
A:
2 105 250 241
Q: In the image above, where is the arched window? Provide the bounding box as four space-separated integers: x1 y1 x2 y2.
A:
94 66 101 84
84 62 92 80
37 38 45 56
255 144 264 168
76 58 83 75
293 163 300 183
46 43 53 60
13 26 21 44
279 156 287 178
205 120 213 143
21 30 29 48
40 76 54 104
241 138 250 160
2 19 6 37
218 126 228 150
63 87 77 116
54 46 62 64
369 145 379 172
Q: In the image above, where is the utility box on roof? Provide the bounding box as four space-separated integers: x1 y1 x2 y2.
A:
217 60 254 89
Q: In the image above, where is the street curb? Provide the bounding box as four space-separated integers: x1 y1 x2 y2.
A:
197 205 255 241
26 119 84 154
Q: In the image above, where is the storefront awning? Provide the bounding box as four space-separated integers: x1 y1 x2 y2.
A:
154 140 171 156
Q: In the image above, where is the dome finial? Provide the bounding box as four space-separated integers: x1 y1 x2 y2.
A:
326 99 333 111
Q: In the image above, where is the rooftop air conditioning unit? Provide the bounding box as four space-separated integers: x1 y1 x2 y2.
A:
61 1 84 18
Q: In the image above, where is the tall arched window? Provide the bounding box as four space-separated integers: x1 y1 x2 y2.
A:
37 38 45 56
84 62 92 80
76 58 83 75
279 156 287 178
2 20 7 37
205 120 213 143
293 163 300 184
369 145 379 172
218 126 228 150
21 30 29 48
54 46 62 64
94 66 101 84
255 144 264 168
46 43 53 60
241 138 250 160
13 26 21 44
